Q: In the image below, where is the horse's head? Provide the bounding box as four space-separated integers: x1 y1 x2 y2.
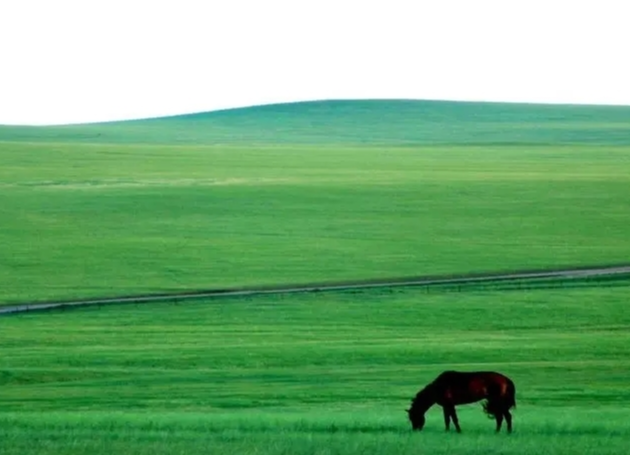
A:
407 384 435 431
406 407 426 431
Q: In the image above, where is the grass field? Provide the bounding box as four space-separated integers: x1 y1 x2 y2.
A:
2 100 630 304
2 99 630 454
2 283 630 454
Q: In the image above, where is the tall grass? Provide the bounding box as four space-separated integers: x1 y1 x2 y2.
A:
2 408 629 455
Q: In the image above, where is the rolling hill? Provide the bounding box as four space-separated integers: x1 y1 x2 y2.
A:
1 99 630 304
2 99 630 145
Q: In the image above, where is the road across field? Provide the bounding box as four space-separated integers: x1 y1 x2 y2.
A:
1 264 629 316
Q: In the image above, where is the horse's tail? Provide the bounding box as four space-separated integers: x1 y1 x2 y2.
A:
482 378 517 417
506 379 517 410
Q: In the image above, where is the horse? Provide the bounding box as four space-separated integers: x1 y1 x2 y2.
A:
406 370 516 433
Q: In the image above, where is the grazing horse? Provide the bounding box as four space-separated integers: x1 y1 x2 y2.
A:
406 370 516 433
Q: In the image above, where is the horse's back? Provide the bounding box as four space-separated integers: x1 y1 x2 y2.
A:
437 370 516 396
478 371 514 385
436 370 512 382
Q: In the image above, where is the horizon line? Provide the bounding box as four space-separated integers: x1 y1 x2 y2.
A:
3 96 630 128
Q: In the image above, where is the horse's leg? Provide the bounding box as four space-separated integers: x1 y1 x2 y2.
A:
442 406 451 431
450 406 462 433
494 411 504 433
504 409 513 433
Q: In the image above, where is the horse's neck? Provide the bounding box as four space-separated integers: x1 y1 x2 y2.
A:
415 386 438 412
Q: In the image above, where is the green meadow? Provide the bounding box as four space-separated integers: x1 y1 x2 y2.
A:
2 283 630 454
2 99 630 454
1 100 630 304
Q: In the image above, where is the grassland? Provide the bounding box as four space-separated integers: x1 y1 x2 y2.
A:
2 100 630 304
2 283 630 454
4 99 630 146
2 99 630 454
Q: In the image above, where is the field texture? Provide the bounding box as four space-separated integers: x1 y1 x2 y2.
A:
2 100 630 454
2 283 630 454
2 100 630 304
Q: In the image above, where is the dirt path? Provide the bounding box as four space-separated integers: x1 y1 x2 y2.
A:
2 264 629 317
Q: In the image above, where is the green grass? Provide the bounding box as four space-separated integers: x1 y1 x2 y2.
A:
2 100 630 304
1 141 630 303
2 409 629 455
2 283 630 454
3 99 630 455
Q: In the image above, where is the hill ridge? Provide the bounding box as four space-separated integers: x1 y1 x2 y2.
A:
2 99 630 146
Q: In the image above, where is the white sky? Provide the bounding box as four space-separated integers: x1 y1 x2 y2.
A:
1 0 629 125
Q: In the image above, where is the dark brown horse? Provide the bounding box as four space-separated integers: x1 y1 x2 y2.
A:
406 371 516 433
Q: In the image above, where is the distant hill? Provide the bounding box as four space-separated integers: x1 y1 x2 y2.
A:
2 99 630 146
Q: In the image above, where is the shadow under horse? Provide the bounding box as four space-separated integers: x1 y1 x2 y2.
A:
406 370 516 433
